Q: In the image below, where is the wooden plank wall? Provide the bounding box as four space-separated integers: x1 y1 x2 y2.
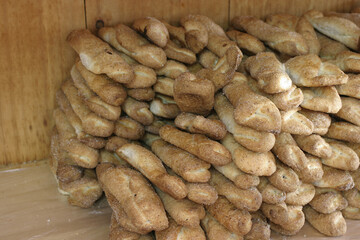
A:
0 0 85 165
0 0 359 166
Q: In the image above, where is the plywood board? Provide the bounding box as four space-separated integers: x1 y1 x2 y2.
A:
0 0 85 165
0 162 359 239
230 0 359 20
85 0 230 31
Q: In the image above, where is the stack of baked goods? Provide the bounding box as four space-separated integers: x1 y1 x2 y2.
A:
50 9 360 239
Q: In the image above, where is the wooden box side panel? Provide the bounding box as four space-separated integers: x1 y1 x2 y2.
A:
85 0 230 31
0 0 85 165
230 0 358 19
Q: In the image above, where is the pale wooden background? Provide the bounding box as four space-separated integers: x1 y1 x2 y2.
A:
1 0 359 166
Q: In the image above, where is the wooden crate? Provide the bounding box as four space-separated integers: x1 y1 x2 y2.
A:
1 0 360 239
0 0 359 166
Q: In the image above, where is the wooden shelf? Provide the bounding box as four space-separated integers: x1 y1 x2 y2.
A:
0 161 359 239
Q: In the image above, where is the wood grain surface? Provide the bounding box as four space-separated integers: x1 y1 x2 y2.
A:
230 0 359 19
85 0 230 31
0 0 85 165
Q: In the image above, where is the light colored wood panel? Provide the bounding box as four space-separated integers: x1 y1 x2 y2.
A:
0 161 111 239
230 0 359 20
0 162 359 239
85 0 229 31
0 0 85 165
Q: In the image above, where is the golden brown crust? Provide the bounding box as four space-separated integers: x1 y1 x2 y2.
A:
304 205 347 237
245 52 292 94
75 60 127 107
156 60 188 79
99 25 166 69
196 46 242 91
310 188 348 214
71 65 121 121
132 17 169 47
343 188 360 208
335 97 360 126
327 50 360 73
56 89 106 149
206 196 252 236
106 192 149 234
53 108 99 168
155 216 206 240
186 182 218 205
105 136 129 152
67 29 134 83
109 213 142 240
272 132 308 172
222 133 276 176
61 79 114 137
100 150 131 168
127 88 155 101
124 64 157 89
122 97 154 126
143 117 173 135
285 54 348 87
209 169 262 211
214 93 275 152
173 72 214 115
159 125 231 166
267 84 304 111
161 21 186 46
174 112 227 140
326 121 360 143
317 33 349 60
153 77 174 97
151 139 211 183
304 10 360 51
97 164 168 232
280 108 314 135
285 182 315 205
293 134 332 158
325 12 360 27
201 212 244 240
232 16 308 56
117 143 187 199
266 14 321 55
299 109 331 135
180 14 227 38
244 212 270 240
336 74 360 98
163 39 196 64
257 177 286 204
261 203 305 233
223 73 281 133
322 138 360 171
296 154 324 184
114 117 144 140
149 94 180 119
207 34 239 58
214 162 260 190
59 173 103 208
155 187 205 227
227 30 265 54
313 165 354 191
268 162 300 192
349 167 360 190
300 86 342 113
342 206 360 219
181 19 208 53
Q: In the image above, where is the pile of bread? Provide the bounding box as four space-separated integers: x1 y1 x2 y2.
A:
50 8 360 239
